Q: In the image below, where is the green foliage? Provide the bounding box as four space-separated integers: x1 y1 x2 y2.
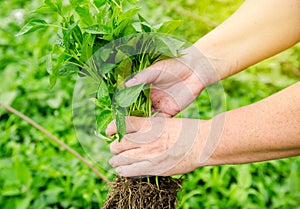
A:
18 0 184 140
1 0 300 208
115 83 145 107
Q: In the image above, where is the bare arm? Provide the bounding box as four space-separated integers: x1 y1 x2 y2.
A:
106 1 300 177
195 0 300 85
106 82 300 176
203 82 300 167
124 0 300 117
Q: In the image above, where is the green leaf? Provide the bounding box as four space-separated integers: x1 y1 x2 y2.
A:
126 36 139 48
63 20 82 50
55 54 73 68
117 44 136 55
44 0 62 14
115 49 128 63
115 107 126 141
83 25 112 35
0 91 18 116
56 0 63 14
58 63 80 76
115 83 145 107
130 110 145 117
15 195 33 209
288 162 300 193
70 0 79 7
97 80 111 107
55 29 64 46
75 6 94 25
49 74 57 88
113 19 131 36
94 0 106 8
137 14 153 32
99 47 112 62
122 24 137 36
115 45 135 63
100 63 117 75
44 186 64 204
96 110 112 134
116 58 132 79
138 14 148 23
140 22 152 32
15 162 32 189
117 7 140 24
16 19 48 36
70 0 86 7
156 20 182 34
158 36 185 57
237 165 252 188
80 33 95 62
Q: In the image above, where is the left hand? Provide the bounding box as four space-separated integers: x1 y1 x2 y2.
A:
106 116 210 177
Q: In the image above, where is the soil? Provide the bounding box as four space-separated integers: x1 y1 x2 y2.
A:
102 176 182 209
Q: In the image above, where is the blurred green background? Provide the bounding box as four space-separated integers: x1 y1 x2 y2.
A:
1 0 300 208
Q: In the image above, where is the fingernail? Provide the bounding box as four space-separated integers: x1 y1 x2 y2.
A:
125 77 137 87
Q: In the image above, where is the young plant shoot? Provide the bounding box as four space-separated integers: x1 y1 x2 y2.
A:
20 0 185 208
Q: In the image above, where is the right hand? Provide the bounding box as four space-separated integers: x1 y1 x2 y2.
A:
126 49 214 117
107 116 211 177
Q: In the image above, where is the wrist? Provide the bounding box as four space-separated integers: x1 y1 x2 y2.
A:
178 45 221 88
198 113 229 167
193 36 238 83
194 118 225 168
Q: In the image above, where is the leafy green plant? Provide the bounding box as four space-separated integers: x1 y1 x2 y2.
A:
19 0 185 208
20 0 184 141
2 0 300 208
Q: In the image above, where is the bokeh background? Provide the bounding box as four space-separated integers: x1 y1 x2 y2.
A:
1 0 300 208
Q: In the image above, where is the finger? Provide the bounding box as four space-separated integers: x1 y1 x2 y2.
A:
109 149 145 167
115 161 152 177
106 120 117 136
110 136 140 155
125 64 161 87
155 112 172 118
106 116 150 136
109 125 159 154
110 121 165 154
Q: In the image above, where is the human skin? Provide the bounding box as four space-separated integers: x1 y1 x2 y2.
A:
107 0 300 177
107 82 300 176
195 0 300 83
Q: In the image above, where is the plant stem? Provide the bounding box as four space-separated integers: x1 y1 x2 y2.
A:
45 23 67 30
90 0 100 13
155 176 160 190
0 102 111 186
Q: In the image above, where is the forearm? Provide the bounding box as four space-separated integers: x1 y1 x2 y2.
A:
202 82 300 166
194 0 300 85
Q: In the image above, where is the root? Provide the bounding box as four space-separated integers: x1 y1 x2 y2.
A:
102 176 182 209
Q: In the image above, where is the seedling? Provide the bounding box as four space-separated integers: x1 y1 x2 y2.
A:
19 0 184 208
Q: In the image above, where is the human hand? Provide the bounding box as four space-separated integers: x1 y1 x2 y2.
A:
106 116 211 177
125 47 216 117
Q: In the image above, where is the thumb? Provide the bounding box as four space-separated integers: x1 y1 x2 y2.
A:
125 66 161 87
